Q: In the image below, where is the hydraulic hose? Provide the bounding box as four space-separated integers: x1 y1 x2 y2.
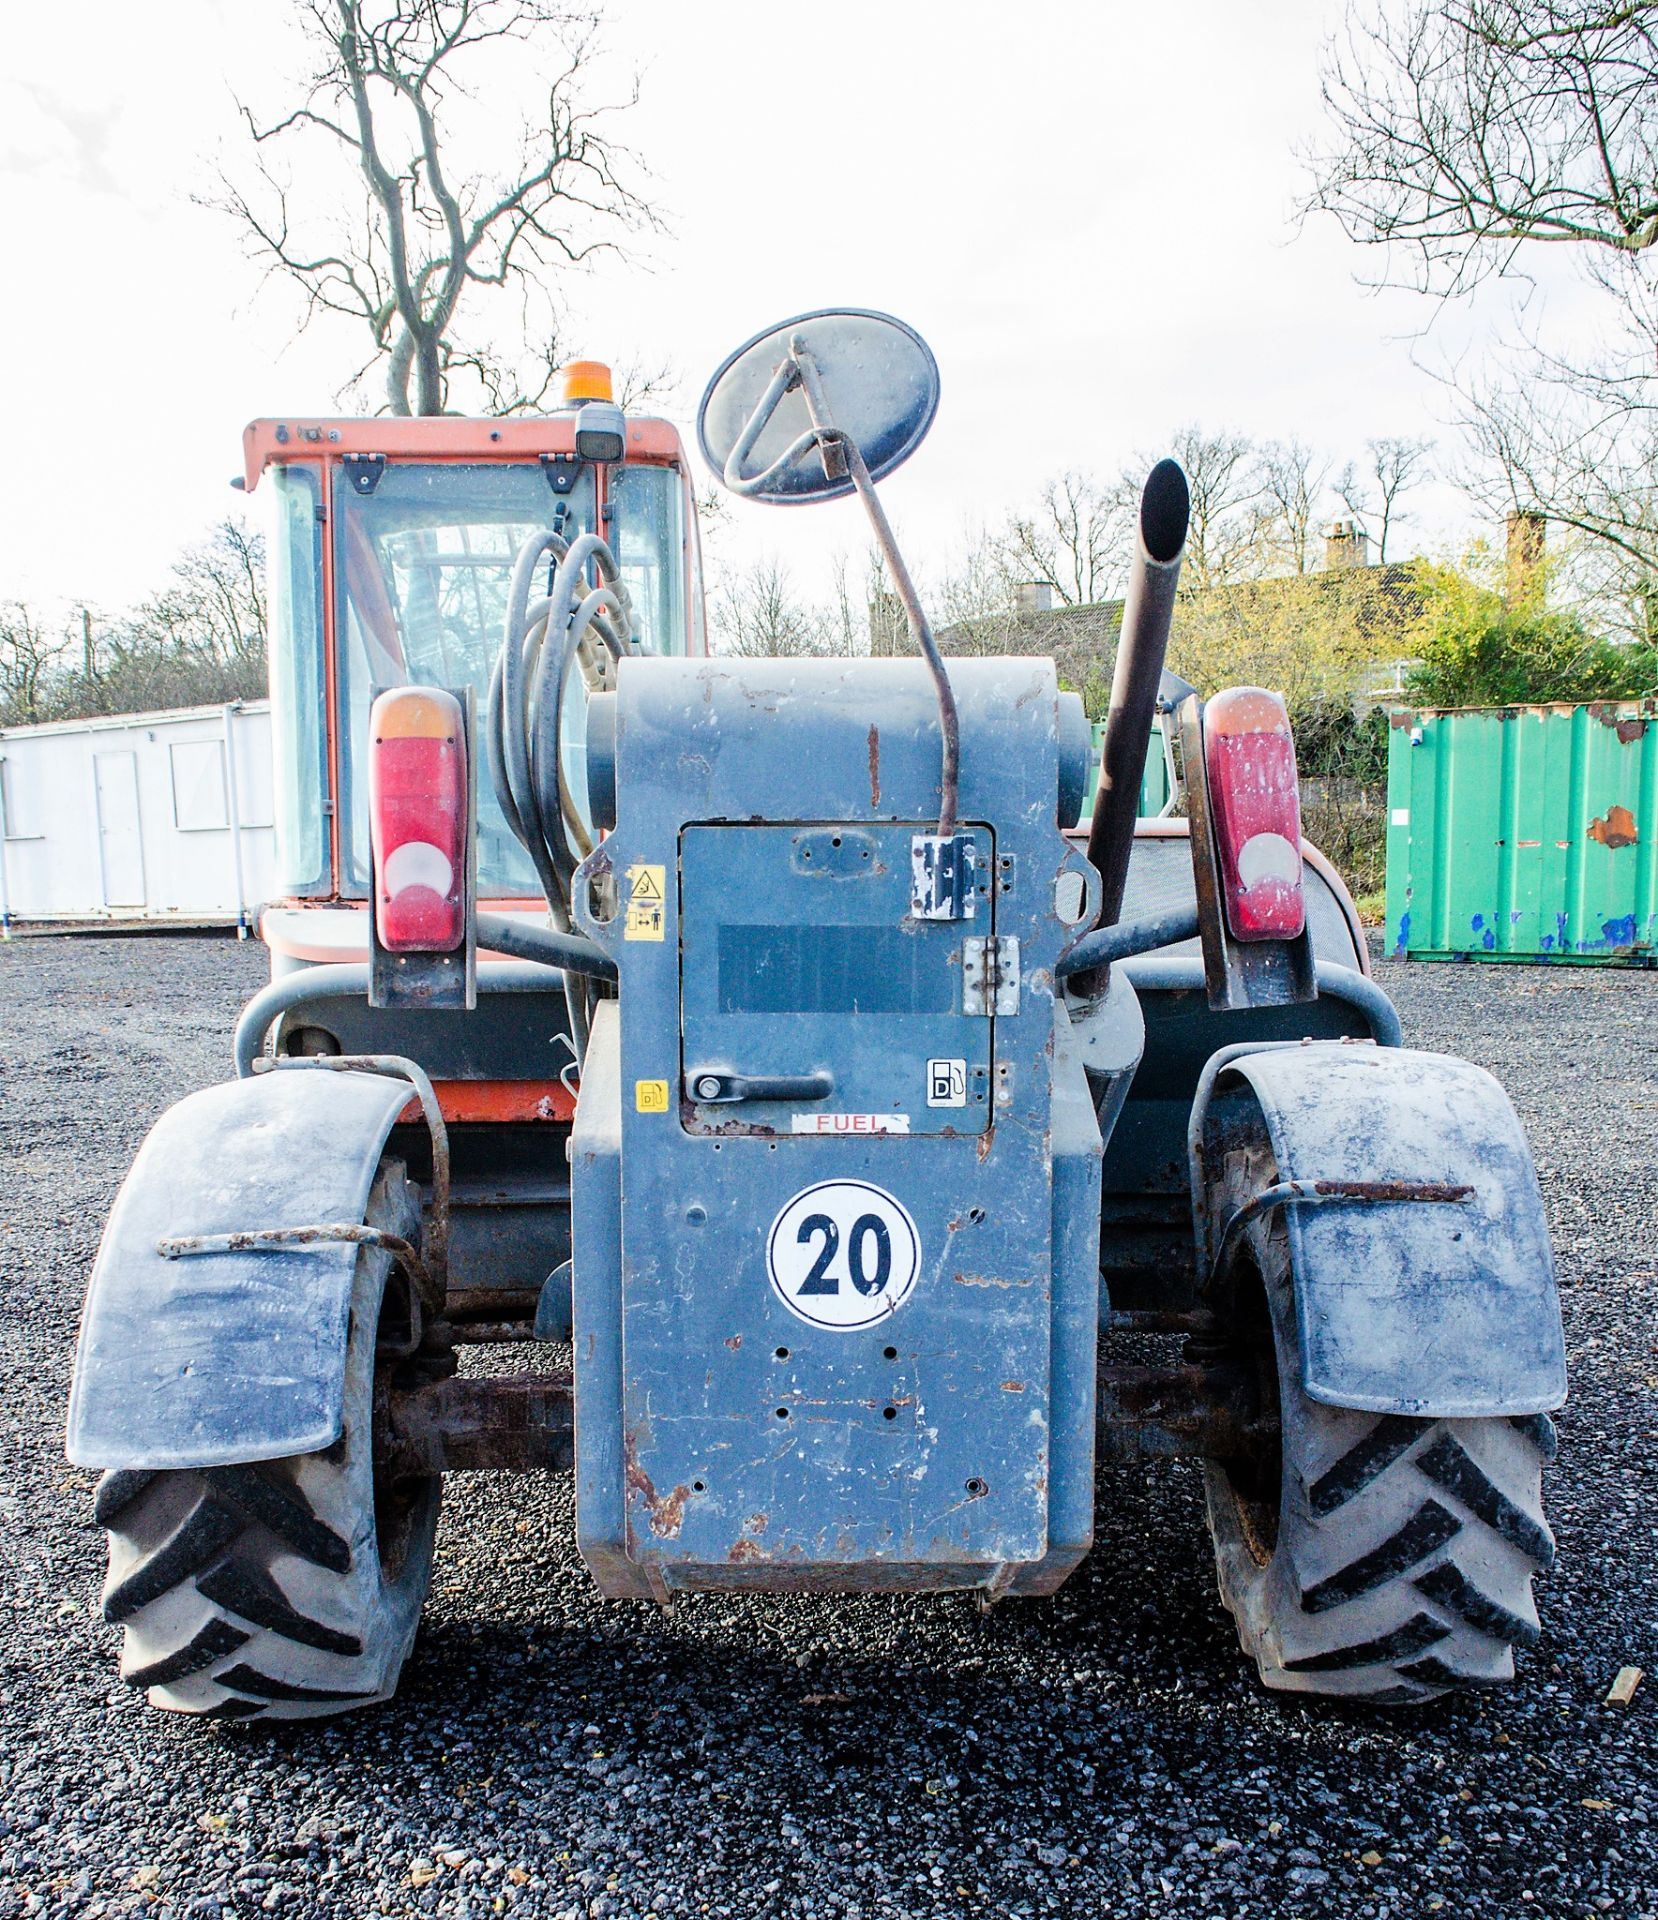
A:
233 960 566 1080
486 523 635 1068
1056 904 1200 979
474 912 618 983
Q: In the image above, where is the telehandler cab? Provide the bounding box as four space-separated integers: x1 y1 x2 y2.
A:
67 312 1565 1720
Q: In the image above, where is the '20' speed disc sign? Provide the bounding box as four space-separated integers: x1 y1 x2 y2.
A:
766 1180 922 1330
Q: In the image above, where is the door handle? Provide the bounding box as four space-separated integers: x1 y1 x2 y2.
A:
688 1070 834 1104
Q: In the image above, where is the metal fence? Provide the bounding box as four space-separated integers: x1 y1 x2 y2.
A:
1385 699 1658 964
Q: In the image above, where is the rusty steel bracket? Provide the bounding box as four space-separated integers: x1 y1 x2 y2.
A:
377 1372 574 1478
251 1052 450 1297
155 1223 437 1313
1096 1361 1277 1465
1209 1177 1473 1289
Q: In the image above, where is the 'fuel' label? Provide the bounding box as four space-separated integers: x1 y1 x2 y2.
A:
634 1079 670 1113
624 863 666 941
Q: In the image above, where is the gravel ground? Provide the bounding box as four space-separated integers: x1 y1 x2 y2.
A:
0 931 1652 1920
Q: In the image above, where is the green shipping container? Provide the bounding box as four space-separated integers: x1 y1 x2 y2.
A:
1385 700 1658 964
1079 718 1172 823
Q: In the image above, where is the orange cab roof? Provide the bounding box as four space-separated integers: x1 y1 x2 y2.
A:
240 413 688 492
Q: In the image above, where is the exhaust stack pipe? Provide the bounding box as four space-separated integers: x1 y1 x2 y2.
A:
1081 459 1190 972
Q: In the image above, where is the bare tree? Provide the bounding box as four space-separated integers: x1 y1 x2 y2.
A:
1336 435 1435 562
1454 364 1658 633
928 525 1018 644
711 559 835 659
1307 2 1658 298
125 522 268 667
1163 426 1264 590
993 472 1128 606
216 0 654 416
1258 438 1331 573
0 605 65 725
1310 5 1658 616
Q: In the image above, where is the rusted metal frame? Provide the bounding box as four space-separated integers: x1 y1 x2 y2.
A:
377 1371 574 1478
1209 1178 1474 1290
155 1223 436 1311
252 1052 450 1298
441 1282 546 1310
1096 1360 1274 1463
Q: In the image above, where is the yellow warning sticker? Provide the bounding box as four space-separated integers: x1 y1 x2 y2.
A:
624 862 666 941
634 1078 670 1114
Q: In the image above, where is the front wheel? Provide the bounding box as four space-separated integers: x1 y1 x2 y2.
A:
95 1161 442 1720
1202 1125 1558 1704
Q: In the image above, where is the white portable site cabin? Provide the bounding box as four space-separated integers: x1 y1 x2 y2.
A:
0 701 276 933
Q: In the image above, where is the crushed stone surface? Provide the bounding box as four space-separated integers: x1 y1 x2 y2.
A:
0 932 1651 1917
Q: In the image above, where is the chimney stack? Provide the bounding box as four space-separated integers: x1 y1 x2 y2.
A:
1506 510 1545 606
1325 520 1371 571
1015 581 1054 616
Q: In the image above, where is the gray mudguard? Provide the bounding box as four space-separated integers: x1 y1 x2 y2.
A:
66 1070 415 1471
1197 1044 1566 1418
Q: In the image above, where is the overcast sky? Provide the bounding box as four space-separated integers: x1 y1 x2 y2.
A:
0 0 1588 626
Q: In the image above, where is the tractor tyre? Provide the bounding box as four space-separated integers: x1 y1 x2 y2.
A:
94 1161 441 1721
1201 1123 1557 1705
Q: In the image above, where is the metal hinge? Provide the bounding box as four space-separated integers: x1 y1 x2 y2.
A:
540 451 584 496
342 452 386 496
962 935 1020 1015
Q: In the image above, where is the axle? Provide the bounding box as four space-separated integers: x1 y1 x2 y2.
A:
377 1358 1278 1478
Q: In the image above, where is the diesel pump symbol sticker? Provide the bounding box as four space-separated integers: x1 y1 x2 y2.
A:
766 1180 921 1331
623 862 666 941
927 1058 967 1107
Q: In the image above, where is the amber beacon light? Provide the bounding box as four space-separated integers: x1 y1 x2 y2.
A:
559 359 614 405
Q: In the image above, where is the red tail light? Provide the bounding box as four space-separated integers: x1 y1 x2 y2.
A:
369 687 468 953
1203 686 1305 942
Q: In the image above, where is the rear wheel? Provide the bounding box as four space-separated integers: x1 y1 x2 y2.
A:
1202 1123 1557 1704
95 1162 441 1720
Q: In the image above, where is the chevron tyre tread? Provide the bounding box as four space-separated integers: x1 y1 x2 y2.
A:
93 1164 440 1722
1201 1129 1557 1704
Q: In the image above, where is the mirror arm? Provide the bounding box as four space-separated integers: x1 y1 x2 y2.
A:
790 340 961 841
711 328 962 841
721 361 822 498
